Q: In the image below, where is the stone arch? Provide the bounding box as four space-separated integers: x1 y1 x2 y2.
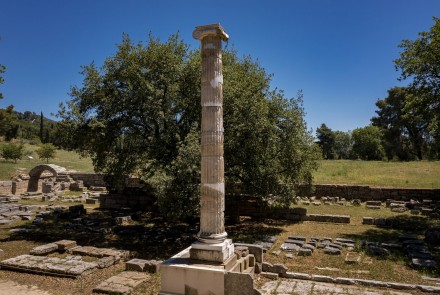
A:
27 164 67 192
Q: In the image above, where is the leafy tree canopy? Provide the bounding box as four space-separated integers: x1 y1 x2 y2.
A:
372 87 432 160
351 125 385 161
0 142 25 163
316 123 335 159
394 17 440 149
57 32 320 219
35 143 56 163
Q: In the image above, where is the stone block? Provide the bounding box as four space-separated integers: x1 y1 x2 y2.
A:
280 243 300 252
324 247 341 255
345 252 361 264
30 243 59 255
335 277 356 285
262 262 273 272
417 285 440 292
234 243 263 263
287 236 306 241
97 256 116 269
281 272 311 280
366 205 381 210
311 275 334 283
54 240 77 251
367 245 390 256
412 258 437 269
272 263 288 274
224 272 254 295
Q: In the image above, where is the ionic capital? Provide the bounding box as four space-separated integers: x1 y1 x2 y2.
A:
193 23 229 41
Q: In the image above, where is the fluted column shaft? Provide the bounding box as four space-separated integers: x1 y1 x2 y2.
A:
193 24 229 244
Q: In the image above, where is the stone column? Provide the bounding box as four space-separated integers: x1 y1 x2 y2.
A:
193 24 229 244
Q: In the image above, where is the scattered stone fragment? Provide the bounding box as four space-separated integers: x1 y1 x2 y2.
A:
30 243 59 255
345 252 361 264
412 258 437 269
285 253 294 259
323 247 341 255
367 245 390 256
362 217 374 225
115 216 132 225
280 243 300 252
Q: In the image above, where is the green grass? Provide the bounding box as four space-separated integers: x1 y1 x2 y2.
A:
0 142 94 180
313 160 440 188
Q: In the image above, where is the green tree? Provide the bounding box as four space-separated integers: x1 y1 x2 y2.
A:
0 63 5 99
394 17 440 156
316 123 335 159
57 33 320 219
0 142 25 163
372 87 430 160
0 105 19 140
351 125 385 160
39 112 44 143
35 143 56 163
333 131 352 159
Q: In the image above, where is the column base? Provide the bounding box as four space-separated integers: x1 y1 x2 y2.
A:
190 239 234 263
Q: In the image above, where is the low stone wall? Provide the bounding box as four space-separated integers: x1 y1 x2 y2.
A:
69 173 106 188
308 184 440 202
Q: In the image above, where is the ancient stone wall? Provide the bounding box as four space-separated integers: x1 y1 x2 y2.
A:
306 184 440 201
69 173 106 188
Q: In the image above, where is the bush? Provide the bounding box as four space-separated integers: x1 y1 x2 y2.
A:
0 142 25 163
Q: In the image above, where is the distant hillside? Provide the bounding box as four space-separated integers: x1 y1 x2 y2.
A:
0 107 58 144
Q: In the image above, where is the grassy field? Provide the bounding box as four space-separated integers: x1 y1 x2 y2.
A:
313 160 440 188
2 143 440 189
0 142 94 180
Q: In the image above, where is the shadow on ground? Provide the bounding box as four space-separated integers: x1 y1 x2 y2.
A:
1 209 285 261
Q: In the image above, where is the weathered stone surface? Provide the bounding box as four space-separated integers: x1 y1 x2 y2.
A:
0 254 97 277
97 256 116 269
417 284 440 292
280 243 300 252
93 271 149 294
115 216 132 225
224 272 255 295
54 240 77 251
323 247 341 255
366 205 381 210
345 252 361 264
272 263 287 274
235 243 263 265
335 277 356 285
311 275 334 283
30 243 59 255
281 272 311 280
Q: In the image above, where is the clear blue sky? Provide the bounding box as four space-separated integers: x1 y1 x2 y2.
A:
1 0 439 133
